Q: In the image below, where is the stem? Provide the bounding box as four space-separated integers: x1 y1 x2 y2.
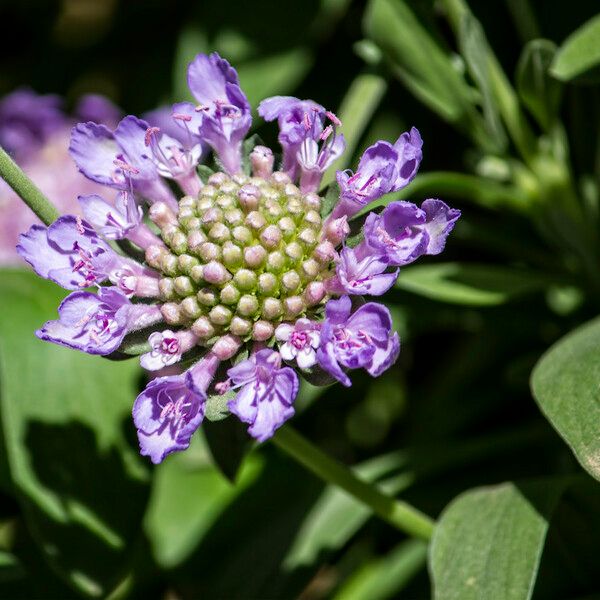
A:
272 426 435 540
0 145 60 226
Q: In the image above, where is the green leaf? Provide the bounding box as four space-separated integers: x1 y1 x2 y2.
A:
321 73 387 186
204 391 234 422
0 270 149 596
203 417 252 482
320 182 341 219
517 40 562 129
396 263 551 306
430 480 567 600
550 14 600 83
143 435 262 569
531 316 600 482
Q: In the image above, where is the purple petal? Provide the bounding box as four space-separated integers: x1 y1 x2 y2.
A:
421 199 461 254
113 116 158 180
316 321 351 387
75 94 122 127
187 53 239 106
324 295 352 325
347 302 393 343
133 374 205 464
78 193 138 240
367 332 400 377
392 127 423 190
69 122 123 187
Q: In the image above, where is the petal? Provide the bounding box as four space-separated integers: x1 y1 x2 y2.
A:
279 342 296 362
367 332 401 377
113 116 158 180
392 127 423 190
274 323 294 341
228 383 258 424
316 337 351 387
75 94 122 127
324 295 352 325
347 302 393 343
187 52 238 105
79 193 131 239
296 347 317 369
422 198 461 255
69 122 123 187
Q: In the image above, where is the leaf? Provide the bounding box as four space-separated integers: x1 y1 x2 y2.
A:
430 480 567 600
550 14 600 83
204 390 234 422
203 417 252 482
531 316 600 482
143 435 262 569
517 40 562 129
320 182 341 219
241 133 264 175
0 270 149 596
321 72 387 186
396 263 551 306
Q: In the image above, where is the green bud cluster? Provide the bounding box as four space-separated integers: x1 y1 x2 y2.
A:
146 171 331 342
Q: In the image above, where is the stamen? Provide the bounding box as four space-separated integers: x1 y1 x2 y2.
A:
145 126 161 147
326 111 342 127
172 113 192 122
113 158 140 175
320 125 333 141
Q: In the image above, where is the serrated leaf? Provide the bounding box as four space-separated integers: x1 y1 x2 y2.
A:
0 270 149 596
396 263 551 306
517 40 562 129
550 14 600 83
531 316 600 482
430 480 567 600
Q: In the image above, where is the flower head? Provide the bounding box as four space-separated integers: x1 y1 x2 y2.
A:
17 52 459 462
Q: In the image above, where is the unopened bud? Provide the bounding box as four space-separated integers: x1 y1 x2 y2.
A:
260 225 282 249
212 334 242 360
149 202 178 228
158 277 176 300
208 172 228 186
179 195 196 210
271 171 291 186
198 242 221 263
266 250 286 273
202 261 231 285
282 270 301 292
233 269 257 291
301 258 320 280
224 208 244 227
161 302 182 325
220 180 238 195
187 230 208 254
252 320 274 341
262 297 283 320
169 231 188 254
298 228 317 247
238 184 261 211
145 245 168 270
325 215 350 245
220 283 241 305
313 241 336 264
178 254 199 274
244 245 267 268
303 192 321 211
191 316 216 339
160 253 178 276
304 281 326 306
232 225 253 245
285 241 304 263
215 194 235 210
201 207 223 229
197 287 218 307
250 145 274 178
208 222 231 243
277 216 296 240
283 296 304 319
245 210 266 231
209 305 233 325
198 196 214 210
284 182 301 198
174 276 194 296
181 296 202 319
232 173 248 186
238 294 259 316
178 206 196 221
258 272 278 295
230 316 252 336
222 241 243 268
304 210 321 229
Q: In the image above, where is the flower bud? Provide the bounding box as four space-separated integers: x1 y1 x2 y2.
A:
313 241 336 264
208 172 228 186
303 192 321 211
161 302 182 325
180 216 201 232
298 228 317 247
250 145 274 178
284 183 301 198
258 272 278 295
304 281 325 306
169 231 188 254
237 294 259 316
304 210 321 229
262 297 283 319
245 210 266 231
174 276 194 297
281 270 301 293
277 217 296 240
191 316 216 340
197 287 218 307
209 305 232 325
187 230 208 254
220 180 238 195
232 173 248 186
222 241 243 269
232 225 253 245
145 245 168 270
178 206 196 222
285 242 304 263
301 258 320 280
215 194 235 210
271 171 291 186
158 277 176 300
198 196 214 210
212 334 242 360
224 208 244 227
324 215 350 245
233 269 257 291
179 195 196 210
266 250 286 273
244 245 267 268
202 261 232 285
220 283 240 305
181 296 202 319
149 202 178 228
201 207 223 229
238 184 261 211
177 254 199 274
208 222 231 243
283 296 304 319
229 316 252 336
252 320 274 341
197 242 221 263
160 253 179 276
260 225 282 249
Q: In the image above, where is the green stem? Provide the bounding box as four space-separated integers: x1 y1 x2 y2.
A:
0 145 59 225
272 426 435 540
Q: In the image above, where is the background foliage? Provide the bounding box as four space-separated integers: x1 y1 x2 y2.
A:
1 0 600 597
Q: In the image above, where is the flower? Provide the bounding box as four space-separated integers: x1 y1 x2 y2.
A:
317 296 400 387
275 318 321 368
333 127 423 220
359 199 461 265
227 349 299 442
17 51 459 462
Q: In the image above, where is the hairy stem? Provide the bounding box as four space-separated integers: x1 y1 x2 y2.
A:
0 145 59 226
272 426 435 540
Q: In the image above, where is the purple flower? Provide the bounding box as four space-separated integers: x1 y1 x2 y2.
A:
186 52 251 174
317 296 400 387
78 191 141 240
36 287 131 355
258 96 345 189
325 246 398 296
140 329 198 371
134 353 220 463
74 94 122 128
69 117 179 210
0 88 66 160
333 128 423 219
227 349 299 442
359 199 461 266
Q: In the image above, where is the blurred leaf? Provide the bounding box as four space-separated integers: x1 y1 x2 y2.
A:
363 0 490 148
334 539 427 600
203 417 252 482
143 435 262 569
321 182 341 218
517 40 562 129
531 316 600 482
456 12 507 152
172 27 209 101
550 14 600 83
0 270 149 597
396 263 551 306
430 480 567 600
237 48 313 109
204 390 233 422
322 72 387 185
